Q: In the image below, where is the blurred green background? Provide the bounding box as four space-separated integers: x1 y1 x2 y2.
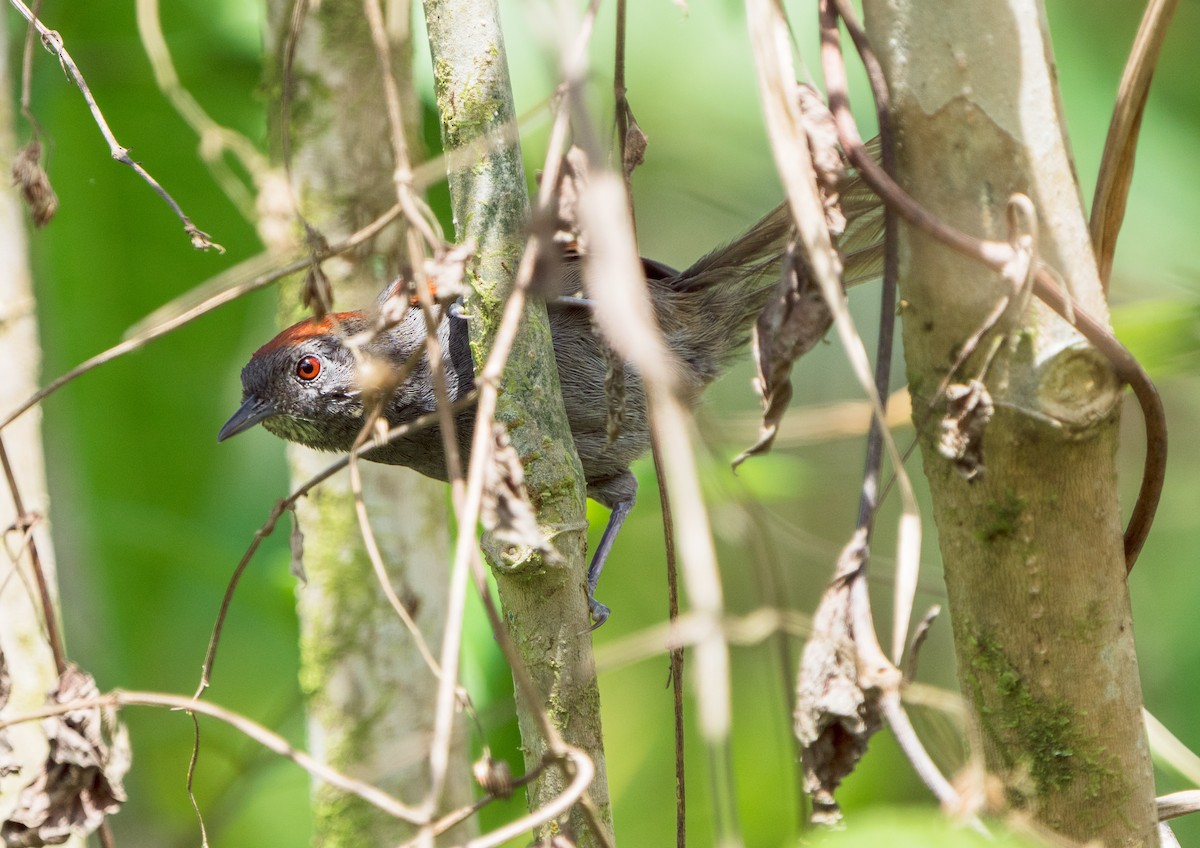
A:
5 0 1200 845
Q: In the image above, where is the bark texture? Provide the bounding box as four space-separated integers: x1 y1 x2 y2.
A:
861 1 1158 845
261 3 471 845
0 16 83 847
422 1 613 844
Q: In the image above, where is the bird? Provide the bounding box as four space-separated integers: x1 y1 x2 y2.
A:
219 188 881 626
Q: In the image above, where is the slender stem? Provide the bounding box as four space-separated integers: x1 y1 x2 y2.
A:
0 433 64 674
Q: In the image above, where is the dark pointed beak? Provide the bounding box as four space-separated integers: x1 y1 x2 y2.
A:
218 395 278 442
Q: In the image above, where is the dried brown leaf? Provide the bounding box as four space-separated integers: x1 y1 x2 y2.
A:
734 90 864 469
421 242 472 306
796 84 846 235
553 146 590 255
733 245 834 469
619 107 648 182
1 665 129 847
11 141 58 229
472 751 514 799
481 424 559 563
795 533 884 825
938 380 994 480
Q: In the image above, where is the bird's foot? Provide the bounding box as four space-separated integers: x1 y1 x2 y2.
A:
588 596 611 631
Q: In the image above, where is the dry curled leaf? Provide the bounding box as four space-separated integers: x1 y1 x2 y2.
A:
796 84 847 236
618 105 648 183
12 140 58 229
552 145 590 255
938 379 994 481
420 242 472 307
795 532 884 825
472 751 513 799
735 89 863 469
185 223 224 254
1 665 129 847
481 424 559 563
733 244 834 469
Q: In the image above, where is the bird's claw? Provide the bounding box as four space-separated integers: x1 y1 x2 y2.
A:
587 597 611 631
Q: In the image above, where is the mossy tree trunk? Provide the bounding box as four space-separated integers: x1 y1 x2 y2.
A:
862 1 1158 845
421 1 614 844
261 3 472 845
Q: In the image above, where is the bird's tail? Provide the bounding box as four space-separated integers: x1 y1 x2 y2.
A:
658 169 883 390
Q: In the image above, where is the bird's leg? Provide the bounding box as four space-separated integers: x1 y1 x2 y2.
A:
587 481 637 629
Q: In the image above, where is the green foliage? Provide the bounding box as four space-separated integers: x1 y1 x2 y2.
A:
7 0 1200 844
809 808 1051 848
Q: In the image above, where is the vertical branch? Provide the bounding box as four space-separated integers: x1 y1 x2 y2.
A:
1090 0 1179 291
260 2 472 844
0 6 75 835
861 1 1159 843
422 1 612 844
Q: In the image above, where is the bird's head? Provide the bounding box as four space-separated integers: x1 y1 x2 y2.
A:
218 312 372 452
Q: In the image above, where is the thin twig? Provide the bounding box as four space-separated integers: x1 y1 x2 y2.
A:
464 748 596 848
651 438 687 848
0 691 425 824
831 0 910 665
879 692 964 811
0 204 402 433
193 397 475 697
0 433 64 674
395 756 553 846
1091 0 1179 291
18 0 43 132
135 0 270 217
612 4 683 842
7 0 221 250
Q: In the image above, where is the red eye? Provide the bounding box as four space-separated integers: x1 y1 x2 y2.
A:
296 354 322 381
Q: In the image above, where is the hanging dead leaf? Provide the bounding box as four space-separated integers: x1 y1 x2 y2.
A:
481 424 559 563
472 750 514 799
421 242 472 307
618 103 648 183
12 140 58 229
733 244 834 469
1 665 129 847
553 146 590 255
938 380 994 481
796 84 846 236
795 532 884 825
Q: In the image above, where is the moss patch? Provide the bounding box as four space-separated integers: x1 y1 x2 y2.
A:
965 635 1117 802
977 489 1027 543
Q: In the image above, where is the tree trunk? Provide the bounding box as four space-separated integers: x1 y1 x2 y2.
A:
0 14 83 847
261 2 472 845
421 1 614 844
862 1 1158 844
